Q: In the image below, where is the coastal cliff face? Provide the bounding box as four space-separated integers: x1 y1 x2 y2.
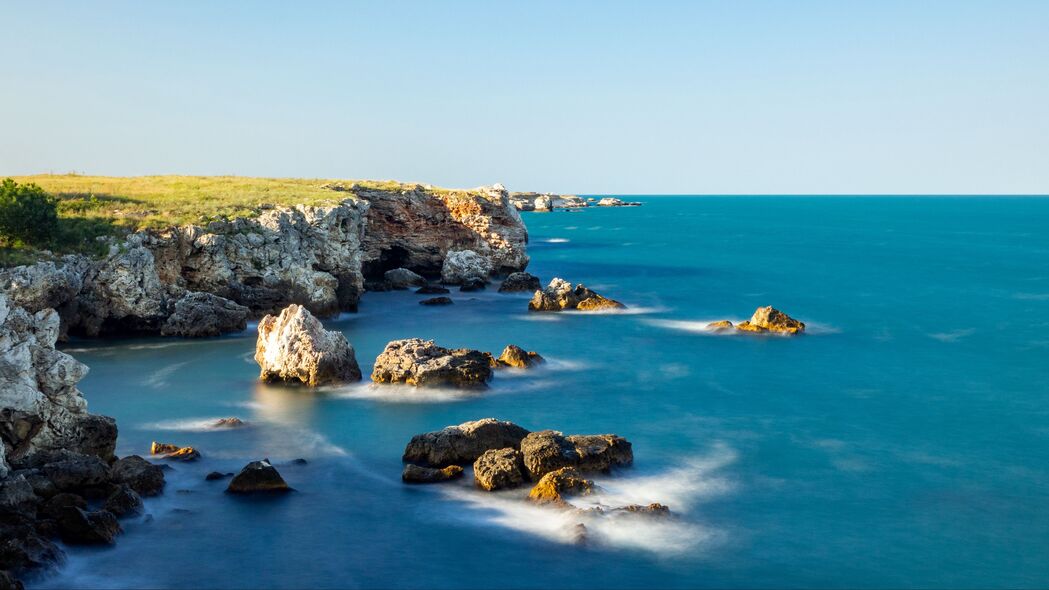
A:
0 183 528 337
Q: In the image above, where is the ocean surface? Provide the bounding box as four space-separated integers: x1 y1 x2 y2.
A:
33 196 1049 589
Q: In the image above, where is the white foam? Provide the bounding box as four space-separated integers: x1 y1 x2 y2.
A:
645 319 746 336
570 305 667 316
516 313 563 322
142 361 189 389
544 238 570 243
323 382 482 404
928 328 976 342
1014 292 1049 301
138 416 249 432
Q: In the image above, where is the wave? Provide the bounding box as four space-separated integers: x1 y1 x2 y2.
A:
543 238 570 243
928 328 976 342
137 416 249 432
323 382 483 404
142 361 189 389
515 314 563 322
571 305 667 316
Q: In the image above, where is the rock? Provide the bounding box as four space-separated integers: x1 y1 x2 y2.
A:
38 493 85 521
402 418 530 467
255 304 362 386
0 570 24 590
419 297 453 306
150 442 200 461
39 454 110 497
371 339 493 388
415 285 450 295
384 268 426 289
615 503 670 516
509 193 588 211
109 456 165 497
205 471 233 481
534 195 553 212
212 417 245 428
226 460 291 494
527 278 625 312
56 507 121 545
520 431 633 479
735 306 806 335
498 272 541 293
0 477 38 514
520 431 580 480
440 250 493 285
103 485 143 518
473 448 526 491
160 291 249 338
596 197 641 207
494 344 543 369
528 467 594 506
150 442 179 455
459 278 486 292
0 531 63 574
706 320 734 331
401 464 464 484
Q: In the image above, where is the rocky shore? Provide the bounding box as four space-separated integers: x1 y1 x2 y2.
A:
509 193 641 211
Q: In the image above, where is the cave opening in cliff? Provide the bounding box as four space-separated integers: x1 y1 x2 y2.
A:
364 245 411 279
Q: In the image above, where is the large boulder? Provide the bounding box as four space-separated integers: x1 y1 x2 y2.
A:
160 291 248 337
371 339 493 388
736 306 806 334
255 304 362 386
473 448 526 491
520 431 633 480
498 272 541 293
402 419 530 467
528 467 595 506
527 278 625 312
401 464 464 484
38 454 110 497
109 456 165 497
384 268 426 289
226 460 291 494
102 485 143 518
566 434 634 472
440 250 493 285
55 507 121 545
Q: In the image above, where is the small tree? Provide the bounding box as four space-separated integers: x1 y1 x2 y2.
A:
0 179 58 247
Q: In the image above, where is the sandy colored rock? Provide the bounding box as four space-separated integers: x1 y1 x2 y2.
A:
402 418 530 467
520 430 580 480
528 467 594 505
566 434 634 472
473 448 526 491
737 306 806 334
371 339 492 388
255 304 362 386
401 463 464 484
495 344 544 369
528 278 625 312
706 320 734 331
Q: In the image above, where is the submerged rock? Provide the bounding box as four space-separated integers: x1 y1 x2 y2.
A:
402 418 531 467
255 304 362 386
440 250 492 285
528 467 594 506
494 344 543 369
459 277 486 292
384 268 426 289
419 296 453 306
205 471 233 481
226 460 291 494
498 272 541 293
473 448 526 491
416 285 450 295
735 306 806 334
371 339 493 388
212 417 245 428
527 278 625 312
160 291 249 338
706 320 734 331
401 464 464 484
109 456 165 497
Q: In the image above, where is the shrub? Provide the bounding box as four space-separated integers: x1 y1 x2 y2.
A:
0 178 58 247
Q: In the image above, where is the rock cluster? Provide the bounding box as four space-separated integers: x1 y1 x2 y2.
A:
255 304 362 387
707 306 806 335
509 193 588 211
596 197 642 207
528 278 625 312
371 339 493 388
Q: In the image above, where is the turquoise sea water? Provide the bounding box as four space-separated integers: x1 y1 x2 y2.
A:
32 197 1049 589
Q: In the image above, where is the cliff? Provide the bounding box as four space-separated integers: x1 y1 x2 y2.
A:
0 180 528 338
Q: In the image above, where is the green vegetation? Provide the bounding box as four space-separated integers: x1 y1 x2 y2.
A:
0 179 58 246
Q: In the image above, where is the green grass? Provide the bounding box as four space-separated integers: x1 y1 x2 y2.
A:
1 174 467 267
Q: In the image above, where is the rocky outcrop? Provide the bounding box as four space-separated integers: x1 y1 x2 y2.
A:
402 419 530 467
527 278 625 312
596 197 641 207
494 345 543 369
149 442 200 461
160 292 249 337
255 304 362 387
473 448 526 491
371 339 493 388
401 464 464 484
384 268 426 289
510 193 587 211
706 320 735 331
226 460 291 494
440 250 493 285
709 307 806 335
520 430 633 480
528 467 594 505
498 272 541 293
109 456 165 497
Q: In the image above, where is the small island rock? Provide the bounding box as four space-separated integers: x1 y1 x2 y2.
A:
528 278 625 312
528 467 595 506
371 338 493 388
498 272 541 293
736 306 806 334
494 344 544 369
226 460 291 494
402 418 531 467
255 304 362 386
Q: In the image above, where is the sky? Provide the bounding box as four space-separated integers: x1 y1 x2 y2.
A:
1 0 1047 194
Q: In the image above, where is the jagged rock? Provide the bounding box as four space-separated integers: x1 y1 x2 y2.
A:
416 285 450 295
38 454 110 497
0 477 37 514
55 507 121 545
402 418 530 467
102 485 143 518
459 278 486 292
160 291 248 337
0 570 24 590
109 456 165 497
255 304 362 386
150 442 200 461
617 503 670 516
596 197 641 207
0 257 87 316
495 344 543 369
401 464 464 484
735 306 806 334
226 460 290 494
509 193 587 211
0 530 63 575
419 296 453 306
534 196 553 212
212 417 245 428
440 250 493 285
527 278 625 312
38 493 85 521
498 272 541 293
528 467 594 505
473 448 526 491
371 339 492 388
205 471 233 481
706 320 734 331
384 268 426 289
520 431 633 480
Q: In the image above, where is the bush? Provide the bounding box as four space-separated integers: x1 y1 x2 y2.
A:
0 178 58 247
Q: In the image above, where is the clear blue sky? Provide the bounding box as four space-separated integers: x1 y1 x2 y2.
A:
2 1 1046 194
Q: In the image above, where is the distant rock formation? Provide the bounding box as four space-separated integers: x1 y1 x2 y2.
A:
709 306 806 335
371 339 492 388
255 304 362 386
509 192 587 211
596 197 641 207
528 278 625 312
